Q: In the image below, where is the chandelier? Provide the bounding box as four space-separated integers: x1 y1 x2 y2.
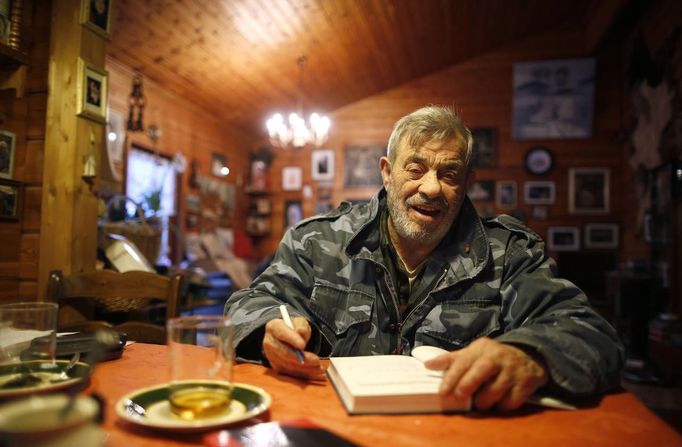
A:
266 56 330 149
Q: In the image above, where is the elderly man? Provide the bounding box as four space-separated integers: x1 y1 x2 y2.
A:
225 105 623 411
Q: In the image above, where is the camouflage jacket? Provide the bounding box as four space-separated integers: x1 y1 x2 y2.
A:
225 190 624 395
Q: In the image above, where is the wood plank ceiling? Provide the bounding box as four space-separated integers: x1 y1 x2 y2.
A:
107 0 612 138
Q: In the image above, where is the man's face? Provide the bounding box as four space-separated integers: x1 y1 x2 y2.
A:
381 137 470 247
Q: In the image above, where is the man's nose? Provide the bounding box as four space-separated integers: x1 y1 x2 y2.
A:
418 171 442 197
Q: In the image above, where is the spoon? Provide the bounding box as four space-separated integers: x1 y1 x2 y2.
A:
53 352 81 382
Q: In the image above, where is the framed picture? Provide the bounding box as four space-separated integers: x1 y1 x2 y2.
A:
284 200 303 228
80 0 113 39
569 168 609 214
344 145 384 187
513 58 595 139
282 166 302 191
524 181 555 205
524 146 554 175
471 128 497 168
211 153 229 177
311 149 334 181
585 223 619 249
77 58 108 123
547 226 580 251
468 180 495 201
0 130 16 179
0 178 21 220
496 181 517 209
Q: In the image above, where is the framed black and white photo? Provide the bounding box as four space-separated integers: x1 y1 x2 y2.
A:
467 180 495 201
547 226 580 251
0 130 16 179
77 58 108 123
569 168 609 214
524 181 555 205
284 200 303 228
585 223 619 249
471 128 497 168
311 149 334 181
496 181 517 209
282 166 302 191
0 178 20 220
344 145 384 188
80 0 113 39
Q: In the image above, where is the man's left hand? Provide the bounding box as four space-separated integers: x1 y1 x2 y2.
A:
423 337 548 411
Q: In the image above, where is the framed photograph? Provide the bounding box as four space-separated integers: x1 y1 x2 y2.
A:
284 200 303 228
569 168 609 214
311 149 334 181
524 146 554 175
344 145 384 188
471 128 497 168
524 181 555 205
468 180 495 201
211 152 229 177
282 166 302 191
496 181 517 209
0 130 16 179
513 58 595 139
585 223 619 249
0 178 21 220
77 58 108 123
547 226 580 251
80 0 113 39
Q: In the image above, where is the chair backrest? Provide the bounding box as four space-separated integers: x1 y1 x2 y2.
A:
47 269 184 344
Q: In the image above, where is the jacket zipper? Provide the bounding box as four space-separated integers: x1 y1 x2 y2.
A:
401 265 450 329
375 263 402 353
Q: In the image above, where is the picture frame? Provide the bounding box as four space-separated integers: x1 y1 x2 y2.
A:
524 181 555 205
344 145 384 188
0 178 21 220
311 149 334 181
471 128 497 169
80 0 113 39
496 181 517 209
547 226 580 251
282 166 302 191
467 180 495 201
569 168 610 214
0 130 16 179
284 200 303 228
77 58 108 124
524 146 554 175
585 223 619 249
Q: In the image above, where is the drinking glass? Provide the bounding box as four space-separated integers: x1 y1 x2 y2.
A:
0 302 58 364
166 315 234 420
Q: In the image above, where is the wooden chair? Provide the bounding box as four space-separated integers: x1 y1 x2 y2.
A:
47 269 184 344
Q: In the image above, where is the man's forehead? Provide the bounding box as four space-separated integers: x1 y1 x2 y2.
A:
398 136 466 159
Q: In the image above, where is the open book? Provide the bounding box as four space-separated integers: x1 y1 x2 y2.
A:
326 346 575 414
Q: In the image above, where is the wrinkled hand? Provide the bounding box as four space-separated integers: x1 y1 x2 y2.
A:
424 337 548 411
262 316 326 380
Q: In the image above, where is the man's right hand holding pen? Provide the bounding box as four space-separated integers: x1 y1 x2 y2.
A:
262 311 326 380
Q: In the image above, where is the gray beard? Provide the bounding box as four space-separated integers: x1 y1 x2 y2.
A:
386 188 453 246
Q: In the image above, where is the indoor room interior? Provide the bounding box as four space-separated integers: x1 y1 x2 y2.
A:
0 0 681 438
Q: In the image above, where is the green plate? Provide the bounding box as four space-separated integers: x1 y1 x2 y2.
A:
115 382 272 433
0 360 90 398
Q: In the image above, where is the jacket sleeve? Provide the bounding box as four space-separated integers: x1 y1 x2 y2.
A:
492 227 624 396
224 227 320 363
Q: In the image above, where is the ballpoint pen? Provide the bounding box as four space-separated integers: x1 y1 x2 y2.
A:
279 304 305 364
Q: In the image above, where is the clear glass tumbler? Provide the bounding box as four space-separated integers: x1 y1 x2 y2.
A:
0 302 58 364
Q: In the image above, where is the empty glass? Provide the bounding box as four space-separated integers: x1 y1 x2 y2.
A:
0 302 58 364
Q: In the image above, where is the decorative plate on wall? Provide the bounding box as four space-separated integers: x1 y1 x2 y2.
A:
524 147 554 175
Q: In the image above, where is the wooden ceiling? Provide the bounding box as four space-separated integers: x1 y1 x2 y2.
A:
107 0 624 137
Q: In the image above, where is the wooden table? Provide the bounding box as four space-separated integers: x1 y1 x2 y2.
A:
90 343 681 447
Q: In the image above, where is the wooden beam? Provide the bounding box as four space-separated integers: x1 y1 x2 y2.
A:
583 0 629 53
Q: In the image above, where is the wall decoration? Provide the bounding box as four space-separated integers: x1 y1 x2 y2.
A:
496 181 517 209
344 145 384 187
211 152 229 177
467 180 495 201
284 200 303 228
524 181 555 205
524 146 554 175
0 130 16 179
80 0 113 39
513 58 595 139
569 168 610 214
547 226 580 251
0 178 20 220
311 149 334 181
77 58 108 124
282 166 302 191
531 205 548 220
105 108 125 182
471 128 497 168
585 223 619 249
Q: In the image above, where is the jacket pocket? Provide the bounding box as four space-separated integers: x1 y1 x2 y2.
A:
309 283 373 336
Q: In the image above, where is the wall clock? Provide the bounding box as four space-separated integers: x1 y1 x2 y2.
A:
524 147 554 175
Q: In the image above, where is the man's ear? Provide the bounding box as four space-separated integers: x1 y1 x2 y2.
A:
380 156 391 188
